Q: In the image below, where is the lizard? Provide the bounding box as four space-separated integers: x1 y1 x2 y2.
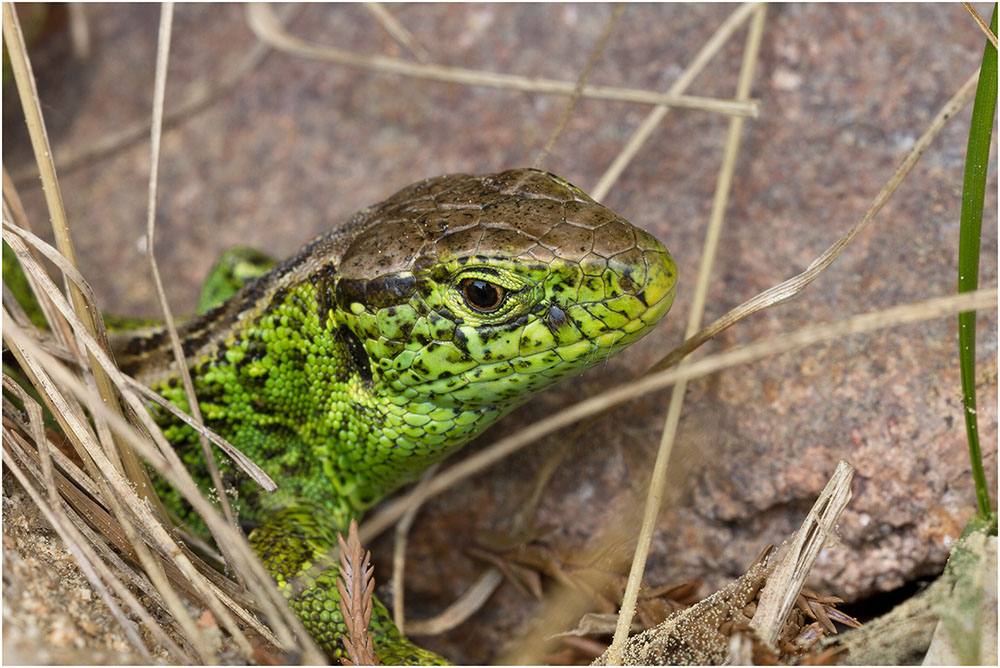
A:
110 168 678 662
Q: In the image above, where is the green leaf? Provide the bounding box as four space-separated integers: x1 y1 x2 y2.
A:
957 3 997 519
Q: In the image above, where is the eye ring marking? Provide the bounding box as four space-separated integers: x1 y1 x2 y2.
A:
460 278 507 312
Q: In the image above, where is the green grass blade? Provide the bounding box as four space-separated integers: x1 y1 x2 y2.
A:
958 3 997 520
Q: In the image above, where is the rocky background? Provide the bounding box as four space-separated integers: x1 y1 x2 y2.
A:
4 3 996 663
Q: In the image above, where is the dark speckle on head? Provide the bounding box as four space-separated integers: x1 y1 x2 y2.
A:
547 304 568 329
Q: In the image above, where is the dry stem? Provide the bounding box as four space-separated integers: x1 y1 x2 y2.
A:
245 4 758 120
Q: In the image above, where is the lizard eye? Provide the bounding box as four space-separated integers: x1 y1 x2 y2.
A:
460 278 506 312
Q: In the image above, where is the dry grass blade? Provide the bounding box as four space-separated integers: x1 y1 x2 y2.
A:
2 5 77 291
363 2 431 63
7 356 58 502
67 2 91 58
404 568 505 637
964 2 999 49
337 520 381 666
244 4 758 119
143 3 241 561
121 376 276 490
554 612 642 639
749 461 855 648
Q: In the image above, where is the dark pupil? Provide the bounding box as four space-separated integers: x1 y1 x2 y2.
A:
461 278 505 312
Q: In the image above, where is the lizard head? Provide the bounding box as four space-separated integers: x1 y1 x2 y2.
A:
333 169 677 420
124 169 676 518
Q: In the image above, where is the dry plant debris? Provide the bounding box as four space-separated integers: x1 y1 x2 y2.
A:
591 550 773 665
337 520 381 666
590 461 860 665
585 549 863 666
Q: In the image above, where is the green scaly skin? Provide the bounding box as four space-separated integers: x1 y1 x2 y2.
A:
113 169 678 662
